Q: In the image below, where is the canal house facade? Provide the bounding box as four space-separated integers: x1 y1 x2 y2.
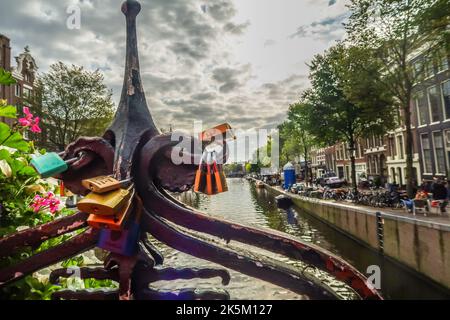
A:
363 134 388 186
309 48 450 187
310 147 326 179
411 48 450 180
0 34 38 125
334 141 366 184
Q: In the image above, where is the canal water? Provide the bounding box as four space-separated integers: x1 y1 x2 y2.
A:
152 178 450 300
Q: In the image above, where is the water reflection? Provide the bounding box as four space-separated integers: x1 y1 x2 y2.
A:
167 179 450 299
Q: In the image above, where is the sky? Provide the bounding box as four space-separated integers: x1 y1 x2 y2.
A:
0 0 349 161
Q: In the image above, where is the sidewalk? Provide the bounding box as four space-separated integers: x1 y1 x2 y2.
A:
273 185 450 228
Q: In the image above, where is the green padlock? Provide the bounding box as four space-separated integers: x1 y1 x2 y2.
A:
31 152 78 178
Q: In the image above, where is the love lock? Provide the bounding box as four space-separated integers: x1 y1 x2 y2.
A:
194 148 228 195
31 152 81 178
77 185 133 216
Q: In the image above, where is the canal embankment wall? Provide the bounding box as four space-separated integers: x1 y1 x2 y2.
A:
262 183 450 290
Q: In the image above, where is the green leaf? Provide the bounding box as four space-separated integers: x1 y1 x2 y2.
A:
0 105 17 118
0 122 11 142
0 123 30 152
4 132 29 152
0 149 12 162
0 68 16 86
18 165 37 176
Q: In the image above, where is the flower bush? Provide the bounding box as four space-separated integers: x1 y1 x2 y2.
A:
0 68 117 299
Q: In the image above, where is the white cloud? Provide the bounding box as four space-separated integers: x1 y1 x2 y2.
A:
0 0 348 135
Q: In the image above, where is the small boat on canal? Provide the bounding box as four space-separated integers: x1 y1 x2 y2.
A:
255 180 265 188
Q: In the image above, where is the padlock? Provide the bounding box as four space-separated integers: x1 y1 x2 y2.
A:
194 150 216 195
194 150 207 193
87 190 134 231
199 123 235 142
30 152 78 178
97 222 140 256
97 198 142 256
205 152 213 195
77 187 132 216
212 151 228 193
82 176 132 194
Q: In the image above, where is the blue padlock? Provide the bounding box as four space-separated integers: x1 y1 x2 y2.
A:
30 152 78 178
97 221 140 256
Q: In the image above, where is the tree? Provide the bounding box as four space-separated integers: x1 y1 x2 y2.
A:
345 0 442 197
280 104 316 185
418 0 450 51
301 44 395 191
27 62 115 150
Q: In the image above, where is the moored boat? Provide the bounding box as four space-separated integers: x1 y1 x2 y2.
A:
255 181 265 188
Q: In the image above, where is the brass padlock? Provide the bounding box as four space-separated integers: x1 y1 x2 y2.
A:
82 176 131 194
77 187 132 216
87 190 134 230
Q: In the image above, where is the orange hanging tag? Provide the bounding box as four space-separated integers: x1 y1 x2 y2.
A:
205 152 213 195
59 180 65 197
193 164 203 193
212 151 228 193
194 150 208 194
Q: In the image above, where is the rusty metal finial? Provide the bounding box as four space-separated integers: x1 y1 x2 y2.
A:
106 0 159 179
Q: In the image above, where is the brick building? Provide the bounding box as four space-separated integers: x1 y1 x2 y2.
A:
411 49 450 181
363 134 388 185
0 34 38 124
310 147 326 179
334 140 366 184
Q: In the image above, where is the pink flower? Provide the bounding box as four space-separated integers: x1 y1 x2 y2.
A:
23 107 33 119
31 117 41 133
18 107 41 133
30 192 60 214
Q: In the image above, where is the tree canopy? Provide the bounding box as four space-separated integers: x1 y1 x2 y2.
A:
28 62 115 150
300 44 396 189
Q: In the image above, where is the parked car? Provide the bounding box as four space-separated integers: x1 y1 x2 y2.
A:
325 176 345 188
292 183 306 194
317 172 337 186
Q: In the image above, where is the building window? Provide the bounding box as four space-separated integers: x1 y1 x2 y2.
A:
416 91 428 125
389 137 396 157
432 131 446 174
397 135 404 159
397 167 403 185
424 59 434 78
442 80 450 120
23 88 32 99
437 50 449 73
421 133 433 173
427 86 441 123
15 84 21 97
391 168 396 183
445 130 450 174
413 60 423 81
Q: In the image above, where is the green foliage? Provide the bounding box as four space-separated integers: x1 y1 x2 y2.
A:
0 68 16 85
0 123 31 152
345 0 439 196
302 44 395 145
0 67 115 299
26 62 115 150
0 105 17 119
